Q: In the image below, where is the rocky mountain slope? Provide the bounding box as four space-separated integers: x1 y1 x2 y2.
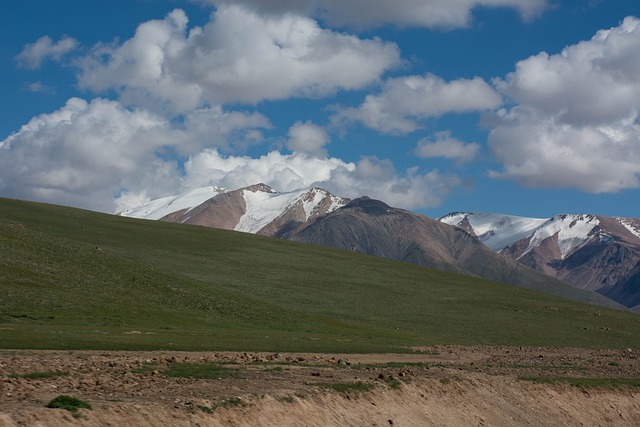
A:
440 212 640 309
121 186 624 309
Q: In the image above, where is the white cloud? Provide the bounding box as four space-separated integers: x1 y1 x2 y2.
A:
416 131 480 164
15 35 78 69
0 98 270 212
181 149 350 192
286 121 329 157
333 74 501 134
24 81 55 94
489 17 640 193
181 149 461 210
77 6 400 113
209 0 548 29
0 97 456 212
327 157 461 209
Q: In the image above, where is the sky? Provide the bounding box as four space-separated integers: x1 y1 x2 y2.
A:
1 0 640 219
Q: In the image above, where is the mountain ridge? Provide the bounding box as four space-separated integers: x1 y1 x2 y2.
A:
120 184 350 236
120 185 626 310
439 212 640 308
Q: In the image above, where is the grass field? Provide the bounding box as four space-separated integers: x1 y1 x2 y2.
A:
1 197 639 352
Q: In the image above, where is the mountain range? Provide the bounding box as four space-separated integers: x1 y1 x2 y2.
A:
439 212 640 310
121 184 632 310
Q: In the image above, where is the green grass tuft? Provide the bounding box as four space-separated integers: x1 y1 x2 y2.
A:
383 377 403 389
46 395 91 412
218 397 247 408
163 362 237 379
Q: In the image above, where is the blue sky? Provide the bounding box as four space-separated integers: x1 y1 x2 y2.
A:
1 0 639 218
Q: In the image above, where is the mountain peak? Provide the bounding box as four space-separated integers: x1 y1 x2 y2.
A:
241 183 276 194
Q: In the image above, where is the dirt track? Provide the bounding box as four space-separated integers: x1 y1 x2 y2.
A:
1 346 639 426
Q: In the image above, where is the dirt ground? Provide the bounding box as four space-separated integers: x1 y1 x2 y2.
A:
1 346 639 426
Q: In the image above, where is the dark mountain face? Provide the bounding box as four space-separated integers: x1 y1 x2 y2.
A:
283 198 624 309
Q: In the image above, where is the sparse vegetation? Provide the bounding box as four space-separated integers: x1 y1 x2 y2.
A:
163 362 237 379
46 395 91 412
132 362 159 374
218 397 246 408
383 377 403 389
197 404 214 413
277 395 295 403
11 370 68 379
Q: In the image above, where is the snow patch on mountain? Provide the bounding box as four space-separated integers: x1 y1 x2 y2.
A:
235 186 346 233
617 217 640 239
439 212 547 251
303 189 345 218
235 186 298 233
520 214 599 260
119 186 226 220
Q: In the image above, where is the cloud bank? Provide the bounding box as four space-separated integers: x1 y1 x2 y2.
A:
0 98 269 212
209 0 548 29
78 6 400 113
416 131 480 164
489 16 640 193
180 149 460 210
0 97 459 213
334 74 501 134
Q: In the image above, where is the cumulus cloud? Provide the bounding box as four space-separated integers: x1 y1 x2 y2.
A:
15 35 78 69
333 74 501 134
416 131 480 164
0 97 457 212
489 16 640 193
0 98 270 212
209 0 548 29
326 157 461 209
286 121 329 157
77 6 400 113
180 149 460 210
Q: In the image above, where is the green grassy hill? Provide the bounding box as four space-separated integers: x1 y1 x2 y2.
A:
1 198 639 352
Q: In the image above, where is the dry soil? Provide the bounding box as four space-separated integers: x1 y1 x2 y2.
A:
1 346 639 426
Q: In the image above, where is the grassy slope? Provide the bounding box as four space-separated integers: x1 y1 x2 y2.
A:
1 198 639 352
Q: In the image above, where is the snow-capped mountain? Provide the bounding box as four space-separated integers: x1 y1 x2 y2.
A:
438 212 547 251
119 186 227 220
120 189 626 310
120 183 349 235
439 212 640 309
